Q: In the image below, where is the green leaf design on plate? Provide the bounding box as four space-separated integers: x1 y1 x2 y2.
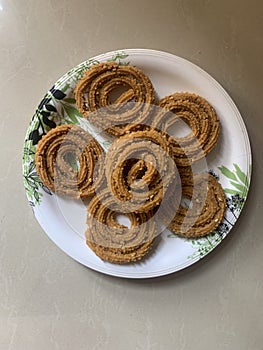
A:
23 150 46 206
167 233 177 238
233 163 249 187
187 234 221 259
108 52 130 65
61 83 71 93
63 98 76 104
218 165 238 181
219 164 250 197
224 188 243 195
187 221 230 260
229 180 247 193
23 147 35 156
62 104 82 124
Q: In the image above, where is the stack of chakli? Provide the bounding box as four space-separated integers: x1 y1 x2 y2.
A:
35 61 226 264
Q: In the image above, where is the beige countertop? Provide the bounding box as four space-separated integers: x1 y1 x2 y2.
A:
1 0 262 349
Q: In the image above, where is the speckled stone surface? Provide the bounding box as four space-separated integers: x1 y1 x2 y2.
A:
1 1 262 349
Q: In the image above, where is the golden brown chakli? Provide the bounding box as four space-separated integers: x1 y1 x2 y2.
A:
86 189 157 263
74 61 155 136
168 173 226 238
35 124 104 199
154 92 220 166
105 128 178 213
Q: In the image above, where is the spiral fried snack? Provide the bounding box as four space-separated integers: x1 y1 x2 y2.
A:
85 189 157 263
155 92 220 166
168 173 226 238
35 124 104 199
105 129 178 213
74 61 155 136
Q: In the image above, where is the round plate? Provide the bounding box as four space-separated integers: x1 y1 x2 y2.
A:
22 49 252 278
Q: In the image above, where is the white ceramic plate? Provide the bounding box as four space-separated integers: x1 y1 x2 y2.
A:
22 49 252 278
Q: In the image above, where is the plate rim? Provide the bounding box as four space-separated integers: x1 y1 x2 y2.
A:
23 48 252 279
